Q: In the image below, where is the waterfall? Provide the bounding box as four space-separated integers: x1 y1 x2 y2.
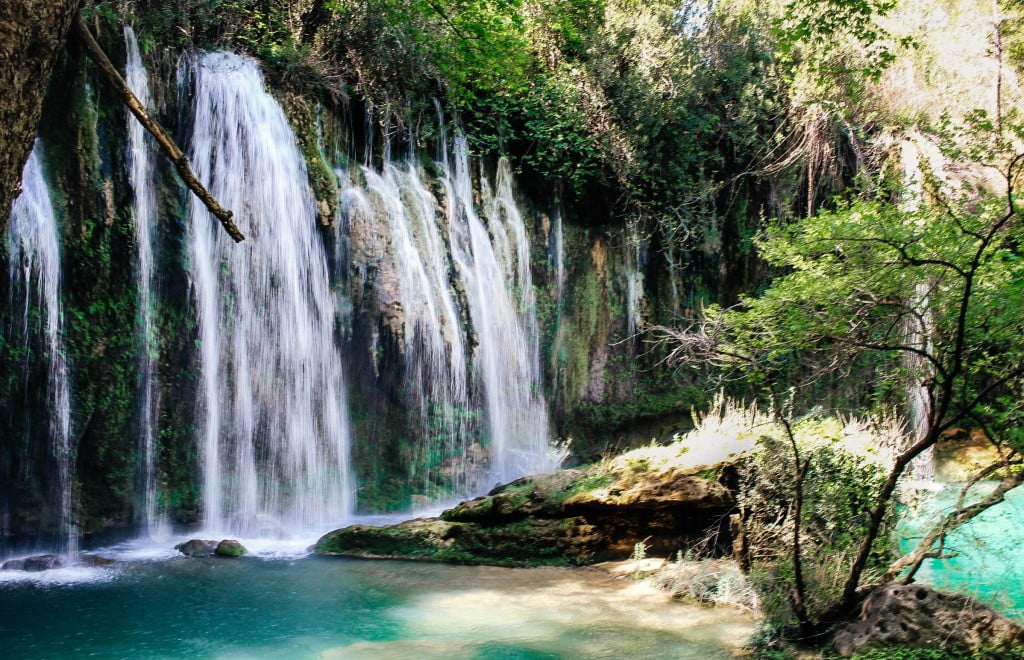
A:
6 142 75 556
358 162 473 493
186 51 352 535
625 222 646 341
900 136 936 482
124 26 163 537
551 209 566 304
442 134 555 484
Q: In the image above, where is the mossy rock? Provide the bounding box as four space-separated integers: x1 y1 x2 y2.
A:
441 470 582 524
214 539 247 558
316 461 737 567
313 516 602 567
175 539 216 557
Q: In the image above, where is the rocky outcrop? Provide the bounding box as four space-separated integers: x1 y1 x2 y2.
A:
175 538 248 557
0 0 82 228
832 583 1024 656
315 463 735 566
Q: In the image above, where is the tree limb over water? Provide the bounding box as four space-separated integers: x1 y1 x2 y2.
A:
72 12 245 243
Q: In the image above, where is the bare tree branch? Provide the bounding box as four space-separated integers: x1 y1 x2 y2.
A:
73 12 245 243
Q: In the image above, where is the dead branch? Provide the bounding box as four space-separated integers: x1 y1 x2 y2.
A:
73 12 245 243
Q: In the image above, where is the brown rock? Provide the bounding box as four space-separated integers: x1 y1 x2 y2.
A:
0 0 81 229
564 471 733 510
833 584 1024 656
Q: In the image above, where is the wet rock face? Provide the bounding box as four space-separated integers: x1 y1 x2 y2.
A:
1 554 66 571
832 584 1024 656
0 0 81 229
175 539 217 557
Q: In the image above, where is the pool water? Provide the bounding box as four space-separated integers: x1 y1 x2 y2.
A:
0 552 754 658
897 482 1024 619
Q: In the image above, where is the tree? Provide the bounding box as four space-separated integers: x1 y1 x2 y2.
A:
661 114 1024 636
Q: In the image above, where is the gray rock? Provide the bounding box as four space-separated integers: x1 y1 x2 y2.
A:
833 583 1024 656
175 539 216 557
1 553 66 571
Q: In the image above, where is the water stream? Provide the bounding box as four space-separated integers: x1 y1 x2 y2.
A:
443 135 555 485
6 142 74 557
186 51 353 537
124 26 163 537
899 483 1024 618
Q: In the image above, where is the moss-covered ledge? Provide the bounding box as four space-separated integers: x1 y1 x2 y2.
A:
314 451 738 566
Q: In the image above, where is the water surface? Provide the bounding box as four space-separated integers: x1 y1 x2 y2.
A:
0 555 754 658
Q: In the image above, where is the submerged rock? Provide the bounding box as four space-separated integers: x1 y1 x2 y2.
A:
315 462 735 566
78 553 114 567
1 554 66 571
214 539 247 557
175 539 216 557
832 583 1024 656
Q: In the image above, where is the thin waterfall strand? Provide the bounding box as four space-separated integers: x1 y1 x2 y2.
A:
359 162 473 493
124 26 162 536
7 143 75 556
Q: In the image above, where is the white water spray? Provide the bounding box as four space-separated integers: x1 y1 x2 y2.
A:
7 142 75 556
186 52 352 536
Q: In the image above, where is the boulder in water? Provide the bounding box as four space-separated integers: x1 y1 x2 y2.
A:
175 539 216 557
78 553 114 567
1 554 66 571
832 583 1024 656
214 539 247 557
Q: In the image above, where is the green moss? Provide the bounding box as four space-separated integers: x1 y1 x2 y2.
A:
277 93 339 226
555 470 614 503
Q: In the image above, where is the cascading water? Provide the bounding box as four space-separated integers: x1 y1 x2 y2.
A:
357 162 473 494
551 209 566 305
124 26 163 536
443 134 555 484
900 136 937 482
6 142 75 556
186 51 352 536
625 221 646 342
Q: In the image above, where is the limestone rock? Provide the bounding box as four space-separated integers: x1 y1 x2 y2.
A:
563 471 733 511
0 0 82 229
314 516 603 566
832 583 1024 656
175 539 216 557
315 463 735 566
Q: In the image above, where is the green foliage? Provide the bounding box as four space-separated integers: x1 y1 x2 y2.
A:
738 419 896 632
676 91 1024 636
776 0 915 84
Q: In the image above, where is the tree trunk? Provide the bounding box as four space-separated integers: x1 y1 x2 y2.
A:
0 0 83 231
